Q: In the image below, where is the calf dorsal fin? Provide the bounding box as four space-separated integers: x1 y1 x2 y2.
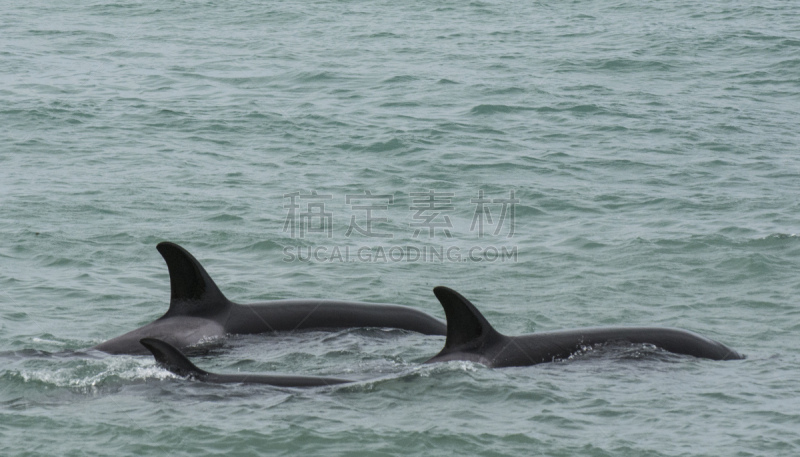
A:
140 338 208 379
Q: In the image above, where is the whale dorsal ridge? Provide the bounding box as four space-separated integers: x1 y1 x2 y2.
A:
433 286 502 349
157 242 231 318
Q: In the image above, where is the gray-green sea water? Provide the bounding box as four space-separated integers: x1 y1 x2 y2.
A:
2 1 799 455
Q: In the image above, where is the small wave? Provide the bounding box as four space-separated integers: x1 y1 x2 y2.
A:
469 104 535 115
381 75 417 84
206 213 244 223
599 58 674 72
9 357 172 389
413 360 482 377
364 138 405 153
292 71 345 83
241 240 283 252
379 101 419 108
31 338 66 346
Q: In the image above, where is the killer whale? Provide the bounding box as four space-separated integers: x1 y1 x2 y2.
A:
425 286 744 367
140 338 353 387
91 242 446 355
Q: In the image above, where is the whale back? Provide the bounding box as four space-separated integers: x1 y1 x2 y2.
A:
140 338 354 387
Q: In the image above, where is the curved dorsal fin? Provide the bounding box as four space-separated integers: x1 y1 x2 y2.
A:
157 242 231 318
140 338 208 379
433 286 502 349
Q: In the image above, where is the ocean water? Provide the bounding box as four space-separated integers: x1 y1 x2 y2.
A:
2 0 800 455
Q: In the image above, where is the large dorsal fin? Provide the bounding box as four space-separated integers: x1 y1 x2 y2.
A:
157 242 231 318
140 338 208 379
433 286 502 350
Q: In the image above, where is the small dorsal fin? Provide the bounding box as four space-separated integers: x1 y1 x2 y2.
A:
156 242 231 318
140 338 208 379
433 286 502 350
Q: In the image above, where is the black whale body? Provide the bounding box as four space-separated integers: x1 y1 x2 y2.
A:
425 286 744 367
140 338 353 387
92 242 446 355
